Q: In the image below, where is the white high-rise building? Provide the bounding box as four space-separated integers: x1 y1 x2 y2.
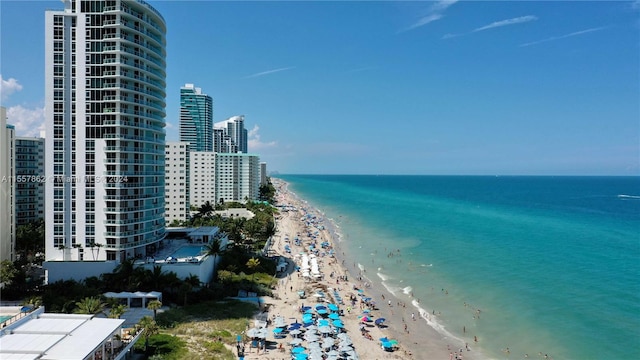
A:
44 0 167 263
215 153 259 203
164 142 190 225
0 107 16 263
214 115 247 153
189 152 215 209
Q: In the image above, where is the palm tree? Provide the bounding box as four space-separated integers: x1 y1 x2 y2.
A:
108 304 127 319
203 239 225 282
74 296 106 315
147 299 162 320
138 316 159 354
246 257 261 283
198 201 214 219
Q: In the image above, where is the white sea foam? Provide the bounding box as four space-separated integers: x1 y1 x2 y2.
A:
411 300 465 346
380 281 399 297
420 263 433 267
357 263 365 271
377 272 390 281
402 286 413 295
618 194 640 200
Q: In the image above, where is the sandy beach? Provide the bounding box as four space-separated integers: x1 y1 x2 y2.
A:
231 179 483 360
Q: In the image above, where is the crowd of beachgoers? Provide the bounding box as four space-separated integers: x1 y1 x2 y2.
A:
225 178 486 360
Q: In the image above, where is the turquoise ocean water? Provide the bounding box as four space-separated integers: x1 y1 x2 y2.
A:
277 175 640 359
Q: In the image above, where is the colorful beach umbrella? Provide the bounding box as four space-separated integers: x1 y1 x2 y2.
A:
292 346 306 354
374 318 386 325
273 328 284 333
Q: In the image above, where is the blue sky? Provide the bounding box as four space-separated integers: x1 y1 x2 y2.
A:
1 0 639 175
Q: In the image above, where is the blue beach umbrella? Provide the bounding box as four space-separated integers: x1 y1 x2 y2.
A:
315 304 327 310
318 319 330 326
317 309 328 315
273 328 284 333
375 318 386 325
295 353 309 360
327 304 339 311
332 320 344 328
292 346 306 354
329 313 340 320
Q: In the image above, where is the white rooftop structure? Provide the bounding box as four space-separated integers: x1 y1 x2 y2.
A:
0 308 139 360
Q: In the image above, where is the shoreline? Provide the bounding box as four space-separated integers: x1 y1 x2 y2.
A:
250 178 484 360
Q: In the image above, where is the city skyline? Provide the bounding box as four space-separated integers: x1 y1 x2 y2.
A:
2 0 639 175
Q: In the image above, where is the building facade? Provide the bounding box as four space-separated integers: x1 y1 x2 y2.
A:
214 115 247 153
189 151 215 209
15 137 46 225
179 83 213 152
260 162 267 186
44 0 167 262
215 153 259 203
0 107 16 263
164 142 190 225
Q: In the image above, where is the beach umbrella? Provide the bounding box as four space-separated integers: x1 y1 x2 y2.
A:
329 313 340 320
292 346 306 354
375 318 386 325
301 306 312 311
318 319 330 326
327 350 340 357
337 333 349 340
246 328 260 337
362 309 370 313
273 328 284 334
315 305 327 310
327 304 339 311
305 324 317 330
332 320 344 328
290 338 303 345
290 329 302 336
361 316 370 322
289 323 302 330
318 326 332 334
379 337 389 342
295 353 309 360
389 339 398 346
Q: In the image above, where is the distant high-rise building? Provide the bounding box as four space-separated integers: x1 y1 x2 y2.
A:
165 142 190 225
0 107 16 263
180 84 213 152
214 115 247 153
15 137 45 225
215 153 259 203
189 152 215 209
44 0 167 263
260 162 267 186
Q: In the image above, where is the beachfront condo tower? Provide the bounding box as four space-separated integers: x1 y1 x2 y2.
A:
44 0 167 264
0 107 16 263
180 83 213 152
164 142 190 226
15 136 46 225
214 115 248 154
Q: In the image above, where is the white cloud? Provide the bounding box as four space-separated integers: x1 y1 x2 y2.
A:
244 67 294 79
519 26 606 47
472 15 538 32
7 105 45 137
1 75 23 101
248 124 277 151
400 0 458 33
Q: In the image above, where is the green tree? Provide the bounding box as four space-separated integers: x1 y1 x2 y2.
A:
0 260 18 287
147 299 162 320
198 201 214 219
138 316 159 354
203 238 225 281
246 257 261 283
108 304 127 319
74 296 106 315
